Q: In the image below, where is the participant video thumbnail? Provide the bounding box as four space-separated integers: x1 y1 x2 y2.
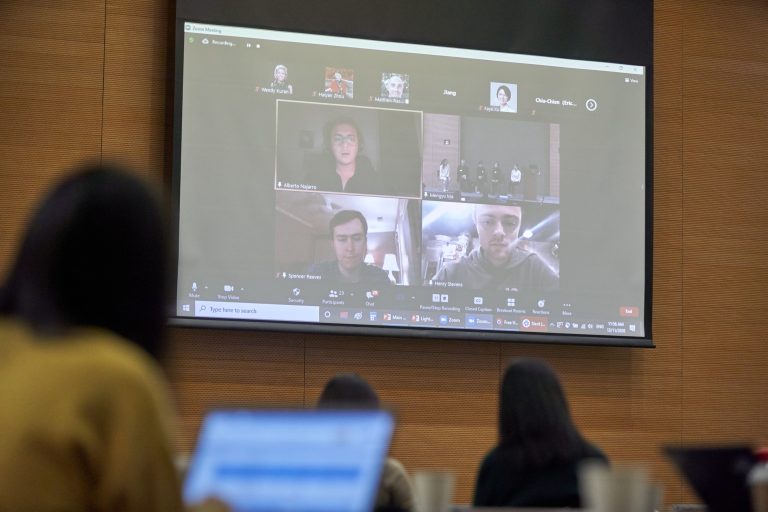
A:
421 201 559 291
375 72 410 104
421 114 560 204
275 101 423 198
255 63 293 95
489 82 518 113
321 67 354 99
274 191 421 287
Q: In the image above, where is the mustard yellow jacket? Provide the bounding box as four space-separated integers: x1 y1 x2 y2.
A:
0 318 183 512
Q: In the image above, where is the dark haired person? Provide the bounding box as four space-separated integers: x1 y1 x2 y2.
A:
491 161 503 195
473 358 608 508
0 165 184 511
497 85 513 112
475 161 487 196
432 204 558 291
457 159 471 193
308 210 391 286
318 374 414 512
306 117 386 195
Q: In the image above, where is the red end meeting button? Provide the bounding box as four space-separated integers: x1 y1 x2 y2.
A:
620 306 639 317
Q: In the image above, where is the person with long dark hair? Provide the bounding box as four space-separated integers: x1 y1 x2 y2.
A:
473 358 608 508
0 164 183 511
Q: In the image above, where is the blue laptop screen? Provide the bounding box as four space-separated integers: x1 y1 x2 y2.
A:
184 410 394 512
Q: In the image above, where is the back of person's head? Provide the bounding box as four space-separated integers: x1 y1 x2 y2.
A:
499 358 585 466
0 163 168 359
317 373 380 409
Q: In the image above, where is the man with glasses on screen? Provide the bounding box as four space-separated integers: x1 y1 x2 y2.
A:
308 210 391 287
432 204 558 291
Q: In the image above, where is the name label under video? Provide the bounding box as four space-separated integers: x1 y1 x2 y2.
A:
256 87 293 95
430 280 463 288
534 97 577 107
195 301 319 321
277 182 318 191
424 191 461 201
279 272 321 280
372 96 408 105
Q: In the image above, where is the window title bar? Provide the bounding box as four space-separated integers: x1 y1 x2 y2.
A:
184 22 645 75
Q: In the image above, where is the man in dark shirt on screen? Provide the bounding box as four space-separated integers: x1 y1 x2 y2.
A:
305 117 386 195
308 210 391 286
432 204 558 291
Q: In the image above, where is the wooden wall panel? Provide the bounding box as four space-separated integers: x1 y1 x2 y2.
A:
165 328 305 451
1 0 768 509
651 0 686 502
680 0 768 443
0 0 105 277
101 0 170 182
679 0 768 501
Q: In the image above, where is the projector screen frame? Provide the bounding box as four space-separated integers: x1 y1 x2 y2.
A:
169 0 654 348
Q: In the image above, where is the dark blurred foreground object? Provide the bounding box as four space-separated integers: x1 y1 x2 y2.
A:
751 447 768 512
473 358 609 508
0 164 184 512
318 373 415 512
665 445 755 512
0 164 167 358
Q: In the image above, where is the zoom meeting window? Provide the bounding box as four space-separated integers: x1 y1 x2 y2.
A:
177 22 646 339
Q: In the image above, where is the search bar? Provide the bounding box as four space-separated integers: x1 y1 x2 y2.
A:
196 301 319 322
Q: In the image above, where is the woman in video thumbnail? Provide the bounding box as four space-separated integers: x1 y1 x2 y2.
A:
497 85 513 113
271 64 293 94
306 117 384 194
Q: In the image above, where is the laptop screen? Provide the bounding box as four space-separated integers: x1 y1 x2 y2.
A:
184 409 394 512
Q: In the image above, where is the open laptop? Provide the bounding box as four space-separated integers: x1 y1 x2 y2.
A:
184 409 394 512
664 445 756 512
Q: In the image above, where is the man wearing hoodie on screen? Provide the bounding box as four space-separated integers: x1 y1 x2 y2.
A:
432 204 558 291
